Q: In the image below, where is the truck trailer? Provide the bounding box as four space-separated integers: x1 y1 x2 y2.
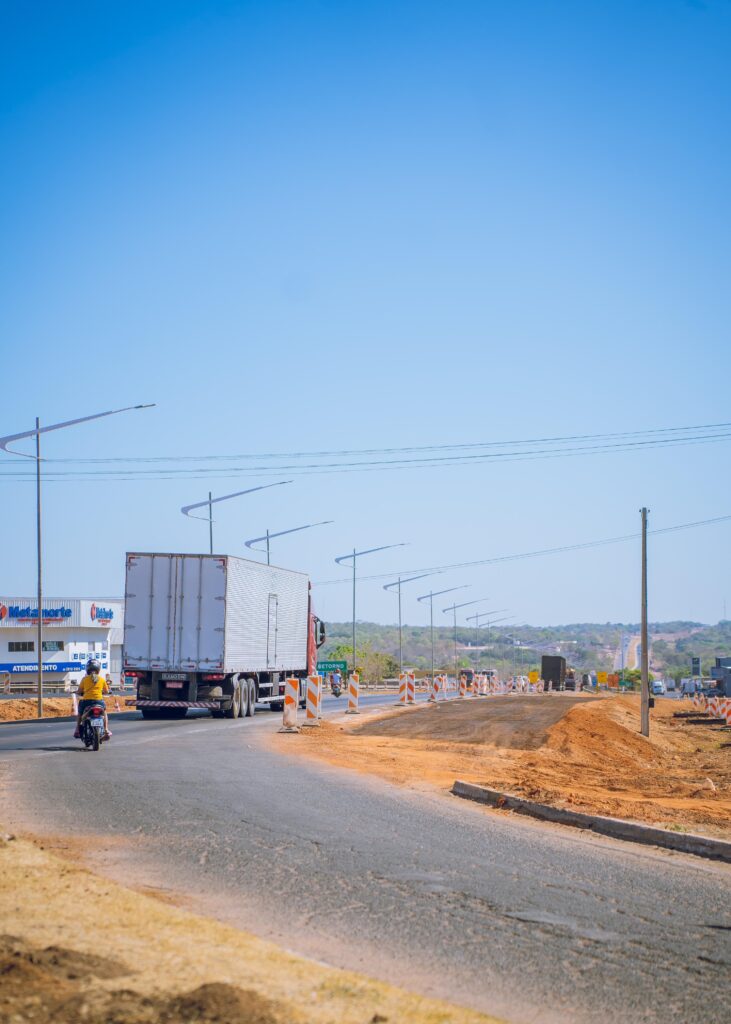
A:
541 655 567 691
123 552 325 720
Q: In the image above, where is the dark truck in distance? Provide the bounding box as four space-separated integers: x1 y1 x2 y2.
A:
541 655 568 690
123 552 325 720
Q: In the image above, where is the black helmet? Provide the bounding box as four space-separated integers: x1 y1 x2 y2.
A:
86 658 101 674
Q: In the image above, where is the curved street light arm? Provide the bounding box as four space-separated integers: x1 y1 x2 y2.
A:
466 608 509 624
416 585 469 603
334 542 407 566
383 571 440 592
0 404 156 458
181 480 292 520
442 596 491 614
244 520 334 553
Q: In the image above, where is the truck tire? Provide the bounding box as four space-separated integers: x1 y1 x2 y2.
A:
224 683 241 719
245 679 256 717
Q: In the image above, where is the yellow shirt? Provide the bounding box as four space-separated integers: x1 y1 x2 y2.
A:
78 674 108 701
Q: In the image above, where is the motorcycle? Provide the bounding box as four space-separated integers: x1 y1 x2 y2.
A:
79 702 107 751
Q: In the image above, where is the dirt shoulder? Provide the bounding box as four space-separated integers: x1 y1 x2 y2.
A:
273 694 731 839
0 697 130 721
0 831 502 1024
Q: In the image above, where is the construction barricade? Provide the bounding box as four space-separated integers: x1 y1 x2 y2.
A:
397 673 408 706
279 677 300 733
346 672 360 714
303 674 321 727
407 671 416 704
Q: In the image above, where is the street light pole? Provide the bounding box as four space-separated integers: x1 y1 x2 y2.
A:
182 481 293 554
335 543 407 674
442 597 492 681
383 572 437 674
208 492 213 555
640 507 650 737
0 403 156 718
244 521 333 566
35 418 42 719
417 586 468 684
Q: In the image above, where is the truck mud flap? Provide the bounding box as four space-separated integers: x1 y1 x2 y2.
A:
127 700 221 709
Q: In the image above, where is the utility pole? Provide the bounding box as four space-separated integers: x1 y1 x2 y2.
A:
36 417 43 719
640 507 650 737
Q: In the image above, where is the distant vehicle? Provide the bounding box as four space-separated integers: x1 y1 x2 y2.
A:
541 655 567 690
123 552 326 720
651 680 666 695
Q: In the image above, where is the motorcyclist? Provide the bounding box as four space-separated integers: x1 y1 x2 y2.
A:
74 659 111 740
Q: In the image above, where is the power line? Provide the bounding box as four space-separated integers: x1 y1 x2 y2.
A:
0 419 727 463
313 513 731 587
2 427 730 482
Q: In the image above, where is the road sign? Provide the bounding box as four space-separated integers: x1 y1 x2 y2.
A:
528 670 539 684
317 660 348 674
597 671 608 685
691 657 701 676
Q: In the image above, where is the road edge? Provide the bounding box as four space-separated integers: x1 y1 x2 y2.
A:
451 780 731 862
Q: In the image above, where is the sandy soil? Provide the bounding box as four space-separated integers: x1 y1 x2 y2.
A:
0 697 128 721
274 694 731 838
0 831 502 1024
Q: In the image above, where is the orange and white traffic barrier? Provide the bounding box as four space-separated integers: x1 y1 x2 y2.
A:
397 673 408 706
72 691 78 715
722 700 731 726
459 675 467 698
279 677 300 732
346 672 360 714
708 697 720 718
407 671 416 703
303 674 321 727
114 696 122 712
317 673 323 718
428 675 440 703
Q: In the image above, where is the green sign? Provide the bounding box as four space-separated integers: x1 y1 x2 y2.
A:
317 660 347 674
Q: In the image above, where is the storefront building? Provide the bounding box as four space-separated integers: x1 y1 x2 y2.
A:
0 597 124 687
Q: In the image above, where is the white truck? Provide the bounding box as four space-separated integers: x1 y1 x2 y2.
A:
123 552 325 720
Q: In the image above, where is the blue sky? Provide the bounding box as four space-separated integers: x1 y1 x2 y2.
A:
1 0 729 628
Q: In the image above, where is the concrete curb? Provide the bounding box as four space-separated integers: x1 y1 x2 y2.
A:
451 780 731 863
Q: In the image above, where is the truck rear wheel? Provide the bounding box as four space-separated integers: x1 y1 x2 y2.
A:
245 679 256 717
224 683 241 719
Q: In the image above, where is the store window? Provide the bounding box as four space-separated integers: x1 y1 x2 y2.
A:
42 640 65 652
9 642 34 653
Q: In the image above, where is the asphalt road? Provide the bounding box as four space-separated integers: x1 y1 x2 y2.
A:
1 698 730 1024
